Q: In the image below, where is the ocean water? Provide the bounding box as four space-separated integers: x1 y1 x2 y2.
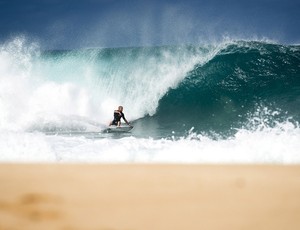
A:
1 37 300 163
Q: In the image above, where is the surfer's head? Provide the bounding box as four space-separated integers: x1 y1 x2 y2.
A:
118 106 123 111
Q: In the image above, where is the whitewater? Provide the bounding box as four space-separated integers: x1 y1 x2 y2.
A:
0 37 299 163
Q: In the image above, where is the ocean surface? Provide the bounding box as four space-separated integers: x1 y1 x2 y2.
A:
1 37 300 163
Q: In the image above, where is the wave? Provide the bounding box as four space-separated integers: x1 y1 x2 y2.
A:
1 37 300 163
148 41 300 136
0 37 299 138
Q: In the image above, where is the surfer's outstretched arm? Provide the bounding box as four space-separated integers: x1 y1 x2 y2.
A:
123 117 132 127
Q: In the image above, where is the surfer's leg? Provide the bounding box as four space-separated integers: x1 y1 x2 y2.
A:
110 120 118 126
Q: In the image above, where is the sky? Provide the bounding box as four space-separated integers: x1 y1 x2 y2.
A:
0 0 299 49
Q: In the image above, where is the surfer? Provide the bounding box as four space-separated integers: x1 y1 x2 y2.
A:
109 106 132 127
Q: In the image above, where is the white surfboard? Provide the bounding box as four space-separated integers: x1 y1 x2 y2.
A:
102 125 133 133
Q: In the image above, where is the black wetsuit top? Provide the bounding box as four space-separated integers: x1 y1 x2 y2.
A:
111 111 125 125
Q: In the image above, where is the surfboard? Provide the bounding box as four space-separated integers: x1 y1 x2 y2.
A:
102 126 133 133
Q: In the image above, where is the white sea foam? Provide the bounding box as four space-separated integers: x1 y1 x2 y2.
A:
0 120 299 163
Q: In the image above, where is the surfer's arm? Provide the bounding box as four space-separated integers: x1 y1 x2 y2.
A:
124 118 131 126
122 114 132 126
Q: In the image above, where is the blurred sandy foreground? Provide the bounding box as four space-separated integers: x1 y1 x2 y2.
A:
0 164 300 230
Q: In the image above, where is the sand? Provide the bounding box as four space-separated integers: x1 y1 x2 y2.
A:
0 164 300 230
